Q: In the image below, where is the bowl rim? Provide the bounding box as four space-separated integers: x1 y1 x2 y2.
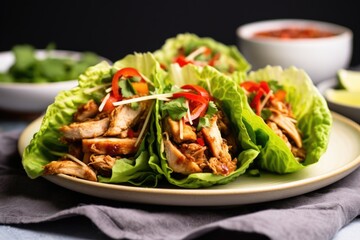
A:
236 19 353 44
0 79 79 89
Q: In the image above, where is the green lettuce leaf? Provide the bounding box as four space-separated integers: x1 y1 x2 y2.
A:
151 64 259 188
153 33 250 77
22 53 166 187
242 66 332 173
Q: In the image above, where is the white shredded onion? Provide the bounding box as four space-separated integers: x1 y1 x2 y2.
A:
135 102 155 147
185 46 207 61
64 154 88 168
186 100 193 125
112 93 175 106
259 90 273 113
179 118 184 140
98 93 110 112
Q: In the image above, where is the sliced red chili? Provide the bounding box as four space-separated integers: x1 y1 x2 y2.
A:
172 92 208 104
259 81 271 94
250 89 265 116
240 81 260 92
241 80 270 94
174 55 193 67
172 84 211 122
180 84 211 101
111 67 142 99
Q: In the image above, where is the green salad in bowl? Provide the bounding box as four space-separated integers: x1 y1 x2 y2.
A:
0 44 109 113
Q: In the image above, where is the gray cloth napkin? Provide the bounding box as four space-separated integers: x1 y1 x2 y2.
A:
1 129 360 240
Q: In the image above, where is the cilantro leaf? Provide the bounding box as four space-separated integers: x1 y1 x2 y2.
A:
268 80 283 92
206 101 218 116
162 97 188 120
197 101 218 130
119 79 136 98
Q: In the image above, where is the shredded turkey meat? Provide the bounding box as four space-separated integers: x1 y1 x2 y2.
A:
73 99 99 122
104 102 149 137
241 81 306 161
162 111 238 176
82 137 139 156
60 117 110 141
201 115 237 175
265 98 305 161
163 135 203 175
44 159 97 181
43 98 151 180
88 155 116 177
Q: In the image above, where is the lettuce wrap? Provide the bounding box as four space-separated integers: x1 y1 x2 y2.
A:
238 66 332 173
150 64 260 188
153 33 250 77
22 52 166 187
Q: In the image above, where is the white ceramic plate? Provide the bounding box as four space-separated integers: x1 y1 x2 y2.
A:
18 112 360 206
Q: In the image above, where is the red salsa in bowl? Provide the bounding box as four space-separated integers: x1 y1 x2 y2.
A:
253 27 337 39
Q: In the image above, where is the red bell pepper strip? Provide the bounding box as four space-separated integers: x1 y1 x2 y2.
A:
240 81 260 92
174 47 219 68
240 80 270 93
172 92 208 105
180 84 211 101
102 93 119 113
250 89 265 116
174 55 193 67
241 81 274 115
172 84 211 122
111 67 143 100
259 81 271 94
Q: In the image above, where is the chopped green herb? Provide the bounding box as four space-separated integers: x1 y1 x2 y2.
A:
261 109 272 121
267 80 283 92
119 79 136 98
197 101 218 130
162 97 188 121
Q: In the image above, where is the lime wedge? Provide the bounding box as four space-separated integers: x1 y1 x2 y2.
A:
325 89 360 107
337 69 360 92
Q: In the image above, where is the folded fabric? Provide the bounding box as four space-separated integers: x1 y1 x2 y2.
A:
1 129 360 240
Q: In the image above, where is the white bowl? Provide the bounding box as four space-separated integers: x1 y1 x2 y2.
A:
317 78 360 123
236 19 353 84
0 50 109 113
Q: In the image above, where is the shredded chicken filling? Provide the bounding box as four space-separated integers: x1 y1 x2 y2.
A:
43 99 152 181
262 95 305 160
163 109 239 176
